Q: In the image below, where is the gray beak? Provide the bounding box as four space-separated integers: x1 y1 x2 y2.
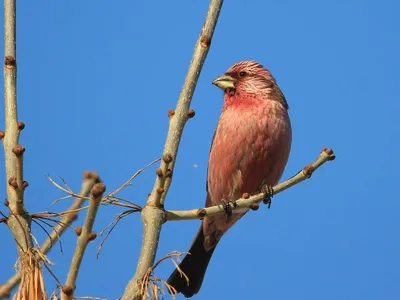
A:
212 74 236 91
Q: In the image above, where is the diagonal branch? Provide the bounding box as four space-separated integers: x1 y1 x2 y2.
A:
121 1 224 299
165 148 335 220
0 171 98 298
61 183 106 300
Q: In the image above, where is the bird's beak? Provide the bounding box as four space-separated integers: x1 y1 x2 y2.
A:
212 74 236 91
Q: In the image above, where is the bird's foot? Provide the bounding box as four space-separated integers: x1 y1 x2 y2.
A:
221 199 237 221
261 185 274 209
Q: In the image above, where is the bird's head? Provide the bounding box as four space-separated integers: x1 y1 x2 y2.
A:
212 60 288 108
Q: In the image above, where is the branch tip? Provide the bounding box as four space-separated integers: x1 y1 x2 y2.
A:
322 148 336 160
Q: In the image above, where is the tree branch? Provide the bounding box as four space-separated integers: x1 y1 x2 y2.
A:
61 183 106 300
0 171 98 299
2 0 34 257
166 148 335 221
121 1 224 299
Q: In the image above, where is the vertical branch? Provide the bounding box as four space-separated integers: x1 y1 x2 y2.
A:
61 183 106 300
147 0 223 208
2 0 33 255
122 1 224 300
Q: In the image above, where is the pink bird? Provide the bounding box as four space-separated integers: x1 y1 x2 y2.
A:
167 60 292 297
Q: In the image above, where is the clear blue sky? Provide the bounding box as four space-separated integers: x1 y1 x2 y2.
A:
1 1 399 299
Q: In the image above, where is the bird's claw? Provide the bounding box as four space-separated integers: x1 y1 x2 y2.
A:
221 199 237 221
261 185 274 209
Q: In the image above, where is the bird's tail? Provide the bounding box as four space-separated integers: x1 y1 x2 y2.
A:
167 227 216 298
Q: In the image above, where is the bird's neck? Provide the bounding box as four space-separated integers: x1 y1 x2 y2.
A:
223 90 288 111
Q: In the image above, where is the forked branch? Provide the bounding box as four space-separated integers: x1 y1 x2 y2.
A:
122 1 224 299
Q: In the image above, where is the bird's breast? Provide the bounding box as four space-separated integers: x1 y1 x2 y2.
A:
207 101 292 205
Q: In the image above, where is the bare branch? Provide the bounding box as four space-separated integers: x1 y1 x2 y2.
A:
121 1 224 299
166 148 335 220
2 0 33 257
0 172 98 298
61 183 106 300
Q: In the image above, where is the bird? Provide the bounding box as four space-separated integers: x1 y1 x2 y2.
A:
167 60 292 297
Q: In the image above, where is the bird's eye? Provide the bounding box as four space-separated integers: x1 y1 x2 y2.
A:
238 71 248 77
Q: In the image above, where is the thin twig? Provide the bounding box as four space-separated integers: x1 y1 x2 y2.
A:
166 148 336 220
96 210 137 258
61 183 106 300
121 1 224 299
0 171 98 298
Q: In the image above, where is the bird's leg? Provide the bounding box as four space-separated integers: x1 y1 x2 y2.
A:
261 185 274 209
221 199 238 221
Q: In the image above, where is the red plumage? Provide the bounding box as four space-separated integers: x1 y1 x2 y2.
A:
167 60 292 297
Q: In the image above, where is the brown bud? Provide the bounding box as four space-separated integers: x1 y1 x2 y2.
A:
17 121 25 130
197 209 207 218
16 199 23 205
156 187 164 194
303 165 315 178
91 183 106 198
12 145 25 157
75 227 82 236
187 109 196 118
4 200 9 207
200 35 211 48
163 153 173 163
88 232 97 241
22 181 29 189
322 148 333 155
168 109 175 118
8 177 18 189
242 193 250 199
4 56 16 69
165 169 173 178
249 203 259 211
62 285 73 296
0 131 4 139
83 170 92 179
156 168 163 177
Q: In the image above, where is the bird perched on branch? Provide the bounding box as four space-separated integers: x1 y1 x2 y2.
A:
167 60 292 297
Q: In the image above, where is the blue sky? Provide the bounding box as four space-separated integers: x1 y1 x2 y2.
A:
1 0 399 299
